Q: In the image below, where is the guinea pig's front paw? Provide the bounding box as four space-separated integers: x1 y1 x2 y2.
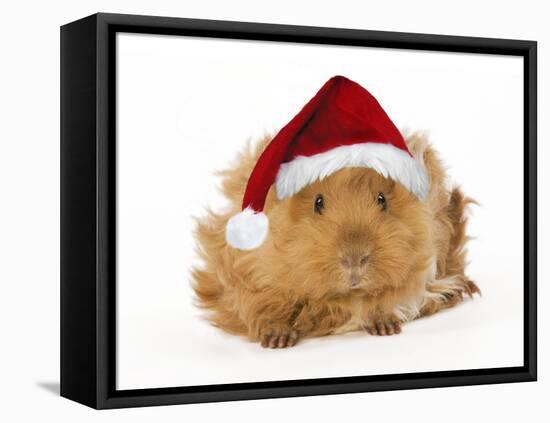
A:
364 314 402 336
463 279 481 298
259 323 299 349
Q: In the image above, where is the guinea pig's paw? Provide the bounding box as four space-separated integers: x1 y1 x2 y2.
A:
364 314 402 336
464 279 481 298
440 289 464 307
259 323 299 349
449 278 481 300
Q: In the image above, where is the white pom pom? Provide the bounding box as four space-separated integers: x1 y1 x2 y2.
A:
225 207 269 250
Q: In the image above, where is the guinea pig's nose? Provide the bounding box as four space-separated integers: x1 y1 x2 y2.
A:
350 274 361 287
340 254 369 269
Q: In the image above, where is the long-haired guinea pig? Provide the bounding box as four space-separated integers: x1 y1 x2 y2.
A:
192 132 480 348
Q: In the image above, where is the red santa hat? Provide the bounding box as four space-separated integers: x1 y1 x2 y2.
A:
226 75 428 250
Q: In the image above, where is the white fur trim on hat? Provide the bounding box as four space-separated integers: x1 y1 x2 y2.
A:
226 207 269 250
274 142 429 201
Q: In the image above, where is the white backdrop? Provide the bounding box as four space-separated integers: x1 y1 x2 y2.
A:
1 1 547 422
117 33 523 389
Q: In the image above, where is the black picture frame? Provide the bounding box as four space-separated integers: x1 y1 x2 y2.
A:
60 12 537 409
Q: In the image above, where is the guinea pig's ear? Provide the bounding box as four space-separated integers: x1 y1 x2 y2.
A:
388 178 397 192
376 176 395 195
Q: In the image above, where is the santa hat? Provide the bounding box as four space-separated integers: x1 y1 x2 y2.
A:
226 75 428 250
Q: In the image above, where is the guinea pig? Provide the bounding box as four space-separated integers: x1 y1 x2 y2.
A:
192 132 480 348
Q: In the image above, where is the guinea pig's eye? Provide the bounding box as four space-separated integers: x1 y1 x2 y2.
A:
377 192 387 211
314 194 324 215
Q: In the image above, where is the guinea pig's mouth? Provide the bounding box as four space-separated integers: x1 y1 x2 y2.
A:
338 251 371 291
348 275 365 290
